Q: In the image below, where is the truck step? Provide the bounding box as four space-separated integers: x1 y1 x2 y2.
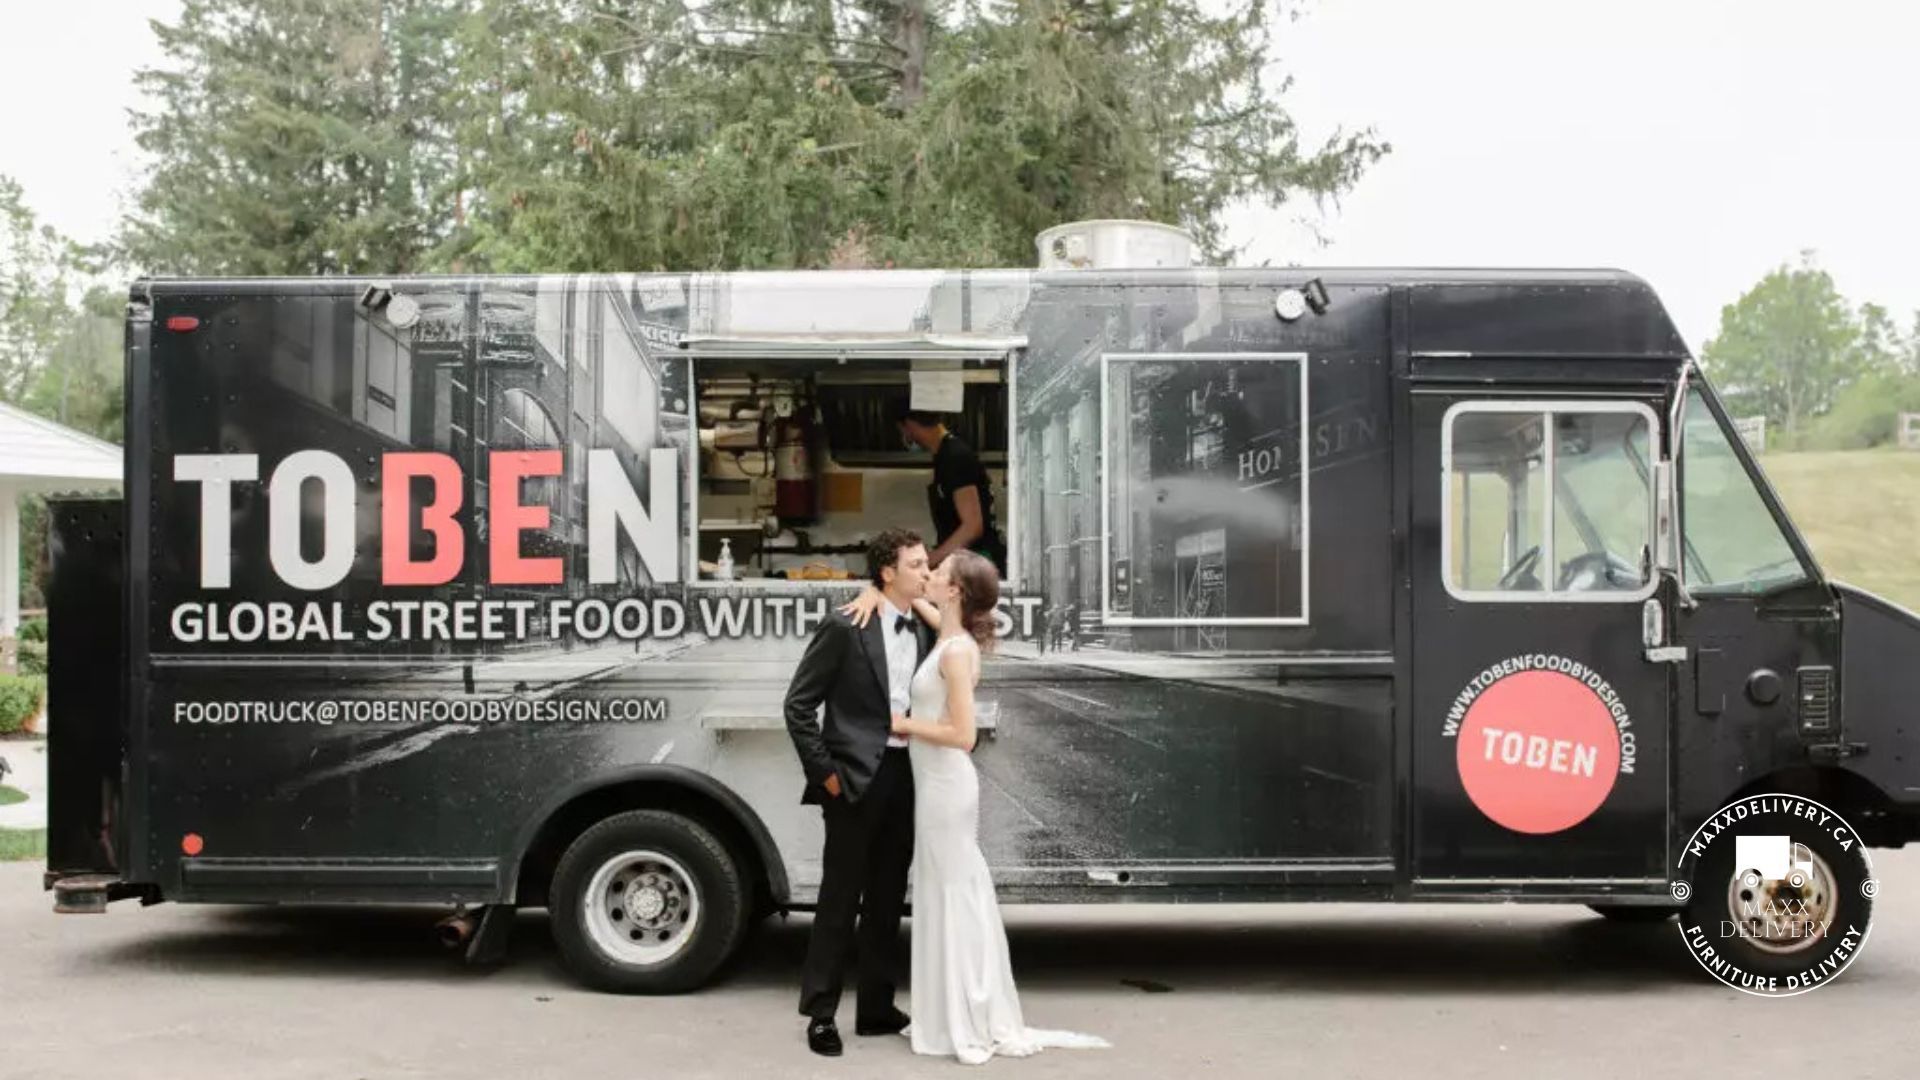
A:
50 874 122 914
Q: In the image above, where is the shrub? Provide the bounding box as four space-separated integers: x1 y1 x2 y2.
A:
1800 373 1920 451
0 828 46 861
0 675 45 735
17 617 47 643
17 641 48 677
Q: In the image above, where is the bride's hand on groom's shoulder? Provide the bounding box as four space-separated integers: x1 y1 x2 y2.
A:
838 584 884 628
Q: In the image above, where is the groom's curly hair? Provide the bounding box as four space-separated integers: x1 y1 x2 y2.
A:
866 527 924 588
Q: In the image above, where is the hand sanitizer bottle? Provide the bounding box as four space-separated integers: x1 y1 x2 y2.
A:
716 538 735 581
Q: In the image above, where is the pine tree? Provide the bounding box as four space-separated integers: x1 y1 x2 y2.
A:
124 0 463 275
125 0 1387 275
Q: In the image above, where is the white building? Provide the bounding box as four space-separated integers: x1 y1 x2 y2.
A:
0 401 122 636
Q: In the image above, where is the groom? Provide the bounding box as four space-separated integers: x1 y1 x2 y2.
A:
784 528 934 1056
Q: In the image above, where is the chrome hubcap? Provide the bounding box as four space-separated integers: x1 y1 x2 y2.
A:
585 850 701 966
1725 847 1837 956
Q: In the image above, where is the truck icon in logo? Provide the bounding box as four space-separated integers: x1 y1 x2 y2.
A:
1735 835 1818 890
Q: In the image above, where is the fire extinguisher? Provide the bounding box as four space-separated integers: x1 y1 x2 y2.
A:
772 398 819 524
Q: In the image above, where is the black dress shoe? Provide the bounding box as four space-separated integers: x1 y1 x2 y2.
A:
807 1018 843 1056
855 1007 911 1036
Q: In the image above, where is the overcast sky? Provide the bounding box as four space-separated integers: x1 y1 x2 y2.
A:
5 0 1917 351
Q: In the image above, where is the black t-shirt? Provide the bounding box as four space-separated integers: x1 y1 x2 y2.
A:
929 433 1004 570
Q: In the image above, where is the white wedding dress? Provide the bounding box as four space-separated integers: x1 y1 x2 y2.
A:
903 635 1110 1065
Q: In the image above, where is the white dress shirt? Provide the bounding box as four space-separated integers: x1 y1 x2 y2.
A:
878 597 916 748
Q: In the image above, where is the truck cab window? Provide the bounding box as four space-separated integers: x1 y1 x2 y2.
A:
1551 413 1652 593
1680 386 1809 594
1445 404 1656 600
1447 412 1547 593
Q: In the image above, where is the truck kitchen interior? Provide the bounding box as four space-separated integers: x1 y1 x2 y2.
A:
688 351 1009 584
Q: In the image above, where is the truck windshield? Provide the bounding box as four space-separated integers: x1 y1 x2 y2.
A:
1680 385 1810 594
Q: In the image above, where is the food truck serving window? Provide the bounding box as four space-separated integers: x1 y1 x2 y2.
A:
1442 401 1659 603
1100 353 1309 626
684 346 1014 586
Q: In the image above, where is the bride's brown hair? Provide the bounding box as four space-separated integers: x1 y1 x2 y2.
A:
946 550 1000 653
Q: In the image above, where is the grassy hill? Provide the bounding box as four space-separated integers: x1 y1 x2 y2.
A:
1759 449 1920 613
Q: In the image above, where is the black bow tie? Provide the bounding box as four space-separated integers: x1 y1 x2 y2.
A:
893 614 914 634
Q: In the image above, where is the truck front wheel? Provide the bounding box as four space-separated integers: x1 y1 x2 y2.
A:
549 810 747 993
1680 807 1874 983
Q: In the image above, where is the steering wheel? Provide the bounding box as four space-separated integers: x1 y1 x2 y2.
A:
1556 550 1641 592
1495 545 1542 591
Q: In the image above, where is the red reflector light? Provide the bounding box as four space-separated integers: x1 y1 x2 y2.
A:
181 833 205 856
164 316 201 332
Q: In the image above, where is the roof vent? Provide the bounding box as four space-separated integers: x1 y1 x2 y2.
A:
1036 219 1195 270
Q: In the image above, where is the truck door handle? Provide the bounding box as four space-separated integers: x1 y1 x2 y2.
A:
1641 598 1684 663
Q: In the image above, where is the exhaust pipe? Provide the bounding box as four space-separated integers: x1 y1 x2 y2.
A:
436 910 478 950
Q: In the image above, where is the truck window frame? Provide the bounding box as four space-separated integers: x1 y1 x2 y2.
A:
1099 351 1311 627
1440 399 1662 605
679 344 1021 590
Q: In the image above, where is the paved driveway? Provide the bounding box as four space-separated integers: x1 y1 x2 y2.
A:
5 850 1919 1078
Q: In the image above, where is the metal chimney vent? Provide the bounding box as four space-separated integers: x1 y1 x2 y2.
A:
1036 219 1195 270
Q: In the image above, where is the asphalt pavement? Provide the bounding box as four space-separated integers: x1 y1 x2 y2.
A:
5 847 1920 1079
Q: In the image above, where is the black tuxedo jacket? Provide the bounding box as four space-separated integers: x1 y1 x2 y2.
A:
784 609 933 804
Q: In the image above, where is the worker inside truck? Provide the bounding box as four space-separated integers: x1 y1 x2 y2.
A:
691 354 1009 584
897 406 1008 575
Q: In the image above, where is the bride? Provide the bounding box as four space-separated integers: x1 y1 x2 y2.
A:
843 551 1109 1065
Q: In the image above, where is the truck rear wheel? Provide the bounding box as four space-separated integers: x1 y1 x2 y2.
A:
549 810 746 993
1681 806 1874 982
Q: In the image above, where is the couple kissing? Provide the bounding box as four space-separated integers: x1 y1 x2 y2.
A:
782 528 1109 1064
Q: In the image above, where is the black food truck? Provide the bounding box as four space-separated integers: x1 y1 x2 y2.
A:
42 222 1920 994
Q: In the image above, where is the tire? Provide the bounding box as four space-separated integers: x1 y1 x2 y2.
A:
1681 805 1874 982
1588 904 1677 923
549 810 747 994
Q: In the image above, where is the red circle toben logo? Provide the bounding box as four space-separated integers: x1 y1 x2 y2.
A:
1455 668 1621 834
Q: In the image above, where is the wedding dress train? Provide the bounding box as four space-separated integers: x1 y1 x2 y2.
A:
903 636 1110 1065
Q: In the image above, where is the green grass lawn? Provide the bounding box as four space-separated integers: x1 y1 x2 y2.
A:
1760 449 1920 613
0 829 46 862
0 785 27 806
